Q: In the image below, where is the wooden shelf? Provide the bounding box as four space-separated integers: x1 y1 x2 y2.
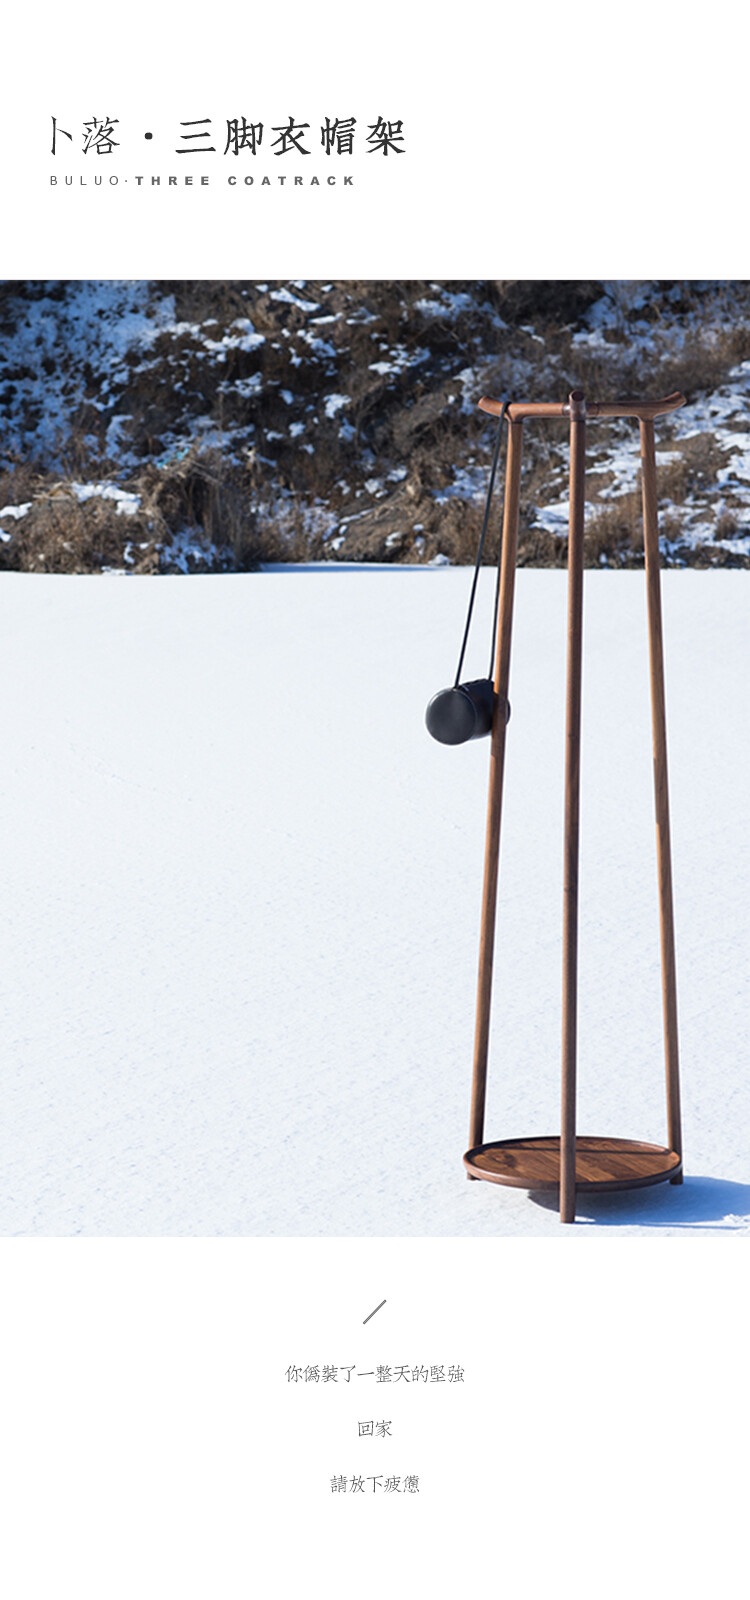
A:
463 1136 682 1193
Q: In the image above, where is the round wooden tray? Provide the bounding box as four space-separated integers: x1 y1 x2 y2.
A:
463 1135 682 1192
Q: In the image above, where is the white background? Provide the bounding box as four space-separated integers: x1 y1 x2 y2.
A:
3 2 748 277
1 3 748 1593
3 1239 747 1597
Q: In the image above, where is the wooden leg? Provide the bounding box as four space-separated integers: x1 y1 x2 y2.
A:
560 393 587 1223
468 420 524 1152
640 419 683 1179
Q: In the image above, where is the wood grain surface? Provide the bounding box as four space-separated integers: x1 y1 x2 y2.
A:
463 1136 682 1192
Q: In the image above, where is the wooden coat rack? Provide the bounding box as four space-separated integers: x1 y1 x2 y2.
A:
464 389 685 1223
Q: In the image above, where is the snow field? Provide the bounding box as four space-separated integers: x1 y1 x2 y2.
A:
0 567 747 1234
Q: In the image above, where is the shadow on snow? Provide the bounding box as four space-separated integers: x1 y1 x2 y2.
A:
527 1176 750 1230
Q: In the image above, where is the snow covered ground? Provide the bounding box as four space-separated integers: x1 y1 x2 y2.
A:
1 567 748 1235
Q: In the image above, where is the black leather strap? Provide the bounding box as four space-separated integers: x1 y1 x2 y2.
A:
453 400 510 687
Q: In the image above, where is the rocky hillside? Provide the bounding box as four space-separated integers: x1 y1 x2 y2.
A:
1 278 750 572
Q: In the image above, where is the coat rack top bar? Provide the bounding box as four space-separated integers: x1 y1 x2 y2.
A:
478 391 686 423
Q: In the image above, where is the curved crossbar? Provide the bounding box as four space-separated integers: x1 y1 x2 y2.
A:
478 391 686 422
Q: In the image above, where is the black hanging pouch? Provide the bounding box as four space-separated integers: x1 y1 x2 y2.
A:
425 401 510 746
425 677 496 745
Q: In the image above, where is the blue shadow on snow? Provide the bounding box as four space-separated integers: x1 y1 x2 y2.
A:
527 1175 750 1230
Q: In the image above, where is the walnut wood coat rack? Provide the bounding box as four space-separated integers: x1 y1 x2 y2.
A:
464 389 685 1223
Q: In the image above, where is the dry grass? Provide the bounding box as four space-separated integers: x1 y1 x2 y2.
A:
0 491 157 574
583 494 645 566
655 433 730 502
